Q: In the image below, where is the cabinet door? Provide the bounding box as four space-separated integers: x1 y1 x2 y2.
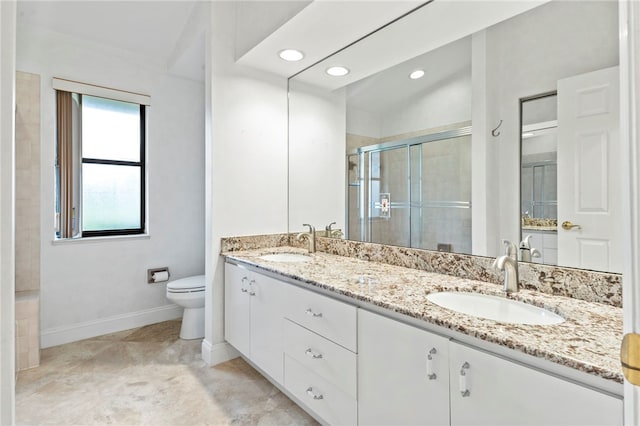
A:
449 341 622 426
224 263 251 357
358 309 450 426
250 273 285 384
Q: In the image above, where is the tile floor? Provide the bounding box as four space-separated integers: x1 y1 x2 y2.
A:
16 320 317 425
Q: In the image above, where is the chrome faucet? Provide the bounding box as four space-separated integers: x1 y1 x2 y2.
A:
297 224 316 253
493 240 519 293
325 222 336 237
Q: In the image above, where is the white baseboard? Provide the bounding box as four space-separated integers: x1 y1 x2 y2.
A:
201 339 239 365
41 304 183 348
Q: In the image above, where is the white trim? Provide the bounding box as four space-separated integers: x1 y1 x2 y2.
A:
201 339 239 366
52 77 151 105
40 304 182 349
0 1 16 424
621 0 640 424
51 233 151 246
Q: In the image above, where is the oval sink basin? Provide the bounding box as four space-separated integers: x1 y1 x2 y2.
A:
426 292 565 325
259 253 311 263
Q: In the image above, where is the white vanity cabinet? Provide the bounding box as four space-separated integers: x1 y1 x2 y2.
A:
448 341 622 426
224 261 622 426
282 284 358 425
358 309 450 426
224 263 285 383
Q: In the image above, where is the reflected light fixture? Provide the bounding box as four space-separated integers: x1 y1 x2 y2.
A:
522 132 535 138
409 69 425 80
326 66 350 77
278 49 304 62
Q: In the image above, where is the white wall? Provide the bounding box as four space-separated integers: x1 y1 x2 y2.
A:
203 1 289 364
378 72 471 138
289 80 346 232
0 1 16 423
483 0 619 255
16 24 205 347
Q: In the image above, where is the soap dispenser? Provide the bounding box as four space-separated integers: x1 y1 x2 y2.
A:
519 235 532 262
519 235 541 262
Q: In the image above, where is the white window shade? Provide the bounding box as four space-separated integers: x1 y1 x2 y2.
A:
52 78 150 106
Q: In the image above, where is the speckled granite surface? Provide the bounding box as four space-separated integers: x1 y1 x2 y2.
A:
221 234 622 308
222 246 623 385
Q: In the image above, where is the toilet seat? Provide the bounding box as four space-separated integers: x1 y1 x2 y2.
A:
167 275 205 294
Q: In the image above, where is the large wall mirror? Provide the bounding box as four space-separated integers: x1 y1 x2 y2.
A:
288 0 620 273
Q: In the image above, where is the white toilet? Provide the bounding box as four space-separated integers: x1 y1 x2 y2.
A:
166 275 205 340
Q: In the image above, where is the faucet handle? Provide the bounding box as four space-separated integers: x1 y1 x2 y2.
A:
501 239 518 259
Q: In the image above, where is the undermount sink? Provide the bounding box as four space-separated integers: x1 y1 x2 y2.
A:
259 253 311 263
426 292 565 325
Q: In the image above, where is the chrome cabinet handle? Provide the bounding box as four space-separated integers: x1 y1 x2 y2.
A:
241 276 249 293
459 362 470 397
427 348 437 380
240 288 248 293
305 308 323 318
249 279 256 296
305 348 323 359
306 387 324 400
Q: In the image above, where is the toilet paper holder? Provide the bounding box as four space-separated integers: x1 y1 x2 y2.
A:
147 267 170 284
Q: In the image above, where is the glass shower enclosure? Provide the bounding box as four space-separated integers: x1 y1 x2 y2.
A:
347 127 472 254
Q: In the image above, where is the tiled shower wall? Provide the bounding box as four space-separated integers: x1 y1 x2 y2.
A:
15 71 41 370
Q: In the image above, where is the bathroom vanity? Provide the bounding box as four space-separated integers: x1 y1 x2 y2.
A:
223 246 623 426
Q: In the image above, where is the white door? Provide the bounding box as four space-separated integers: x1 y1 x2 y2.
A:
358 310 450 426
557 66 621 273
250 274 285 384
223 263 251 357
449 341 622 426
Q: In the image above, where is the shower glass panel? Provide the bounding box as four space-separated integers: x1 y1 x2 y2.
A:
347 128 471 253
368 147 410 247
410 135 472 253
347 153 362 240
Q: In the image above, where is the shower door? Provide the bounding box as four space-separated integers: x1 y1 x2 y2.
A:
367 146 411 247
347 128 471 252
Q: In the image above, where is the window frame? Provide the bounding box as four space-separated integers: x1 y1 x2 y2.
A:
53 78 150 239
80 101 146 238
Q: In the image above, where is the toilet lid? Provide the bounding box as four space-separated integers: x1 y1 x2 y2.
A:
167 275 205 292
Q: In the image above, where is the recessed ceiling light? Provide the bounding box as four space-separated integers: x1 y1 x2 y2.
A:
326 66 350 77
278 49 304 62
409 69 425 80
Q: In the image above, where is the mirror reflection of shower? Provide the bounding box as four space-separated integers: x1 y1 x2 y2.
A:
347 126 472 253
520 93 558 265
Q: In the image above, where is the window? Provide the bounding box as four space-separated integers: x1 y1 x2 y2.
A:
54 78 149 238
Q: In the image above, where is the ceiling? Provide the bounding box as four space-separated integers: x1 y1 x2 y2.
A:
17 1 206 81
347 36 471 115
15 1 429 83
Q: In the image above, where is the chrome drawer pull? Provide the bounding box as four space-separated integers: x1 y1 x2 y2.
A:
427 347 437 380
241 277 249 293
459 362 470 397
305 348 323 359
249 279 256 296
305 308 323 318
306 387 324 400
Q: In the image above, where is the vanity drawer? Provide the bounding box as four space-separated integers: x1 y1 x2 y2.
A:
284 354 357 426
283 284 357 352
283 319 357 399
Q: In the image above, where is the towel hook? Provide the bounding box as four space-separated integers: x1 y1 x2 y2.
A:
491 119 503 137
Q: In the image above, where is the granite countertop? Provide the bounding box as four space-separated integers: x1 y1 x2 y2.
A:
522 225 558 232
223 246 623 385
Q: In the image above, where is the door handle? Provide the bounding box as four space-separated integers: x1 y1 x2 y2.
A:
561 221 581 231
621 333 640 385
